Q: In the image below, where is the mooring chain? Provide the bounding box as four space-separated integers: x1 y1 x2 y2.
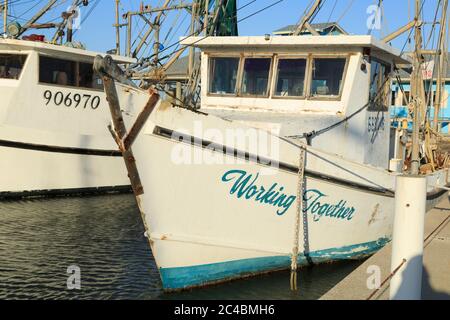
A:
291 146 307 291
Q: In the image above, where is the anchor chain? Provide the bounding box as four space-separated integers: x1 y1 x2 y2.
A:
291 145 307 291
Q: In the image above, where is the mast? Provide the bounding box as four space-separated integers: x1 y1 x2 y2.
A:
115 0 121 55
293 0 321 36
204 0 210 33
131 0 173 58
433 0 448 131
51 0 82 44
126 12 132 57
410 0 426 174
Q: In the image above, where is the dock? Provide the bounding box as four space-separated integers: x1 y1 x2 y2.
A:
320 195 450 300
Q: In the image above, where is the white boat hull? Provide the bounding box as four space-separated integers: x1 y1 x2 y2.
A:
116 87 448 290
0 143 129 199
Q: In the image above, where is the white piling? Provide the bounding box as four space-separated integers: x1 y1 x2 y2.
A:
390 175 427 300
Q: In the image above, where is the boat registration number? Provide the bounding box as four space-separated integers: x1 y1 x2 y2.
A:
43 90 101 110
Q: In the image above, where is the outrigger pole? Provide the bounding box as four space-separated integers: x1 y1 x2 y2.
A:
293 0 321 36
16 0 58 38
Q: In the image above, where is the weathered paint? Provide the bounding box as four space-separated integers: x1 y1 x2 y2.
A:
160 238 390 290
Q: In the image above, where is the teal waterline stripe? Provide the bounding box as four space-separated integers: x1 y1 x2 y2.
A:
159 238 390 290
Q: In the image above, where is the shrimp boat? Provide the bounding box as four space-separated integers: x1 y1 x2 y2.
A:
0 38 136 199
96 35 449 290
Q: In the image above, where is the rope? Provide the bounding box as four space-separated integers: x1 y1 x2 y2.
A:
290 145 307 291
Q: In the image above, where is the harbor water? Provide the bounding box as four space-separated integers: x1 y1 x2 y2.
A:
0 194 363 300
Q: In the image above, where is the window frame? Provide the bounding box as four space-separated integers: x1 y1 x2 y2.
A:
207 54 242 97
37 53 104 92
206 53 351 101
0 53 29 81
307 54 350 101
368 57 392 111
272 54 309 100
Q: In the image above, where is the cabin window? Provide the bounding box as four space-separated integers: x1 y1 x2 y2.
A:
79 62 104 90
275 58 307 97
369 60 391 111
241 58 271 96
311 58 346 97
39 56 103 90
209 57 239 94
0 54 28 80
39 56 77 86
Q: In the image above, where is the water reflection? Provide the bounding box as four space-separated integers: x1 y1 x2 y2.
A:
0 194 362 300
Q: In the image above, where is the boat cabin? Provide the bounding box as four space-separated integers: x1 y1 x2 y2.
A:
182 35 410 170
0 39 134 86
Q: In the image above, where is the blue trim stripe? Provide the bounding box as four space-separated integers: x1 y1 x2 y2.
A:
159 238 390 290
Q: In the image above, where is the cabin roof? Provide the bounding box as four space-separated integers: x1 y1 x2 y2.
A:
0 38 136 64
181 35 411 65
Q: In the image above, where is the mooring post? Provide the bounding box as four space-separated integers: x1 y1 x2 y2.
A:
390 175 427 300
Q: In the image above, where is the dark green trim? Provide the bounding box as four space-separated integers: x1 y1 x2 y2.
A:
0 185 132 201
0 139 122 157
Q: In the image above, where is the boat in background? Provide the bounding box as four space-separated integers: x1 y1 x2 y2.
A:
0 1 137 199
0 39 137 199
